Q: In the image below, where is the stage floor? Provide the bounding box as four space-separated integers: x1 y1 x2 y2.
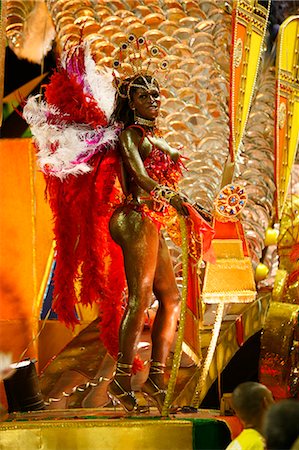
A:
0 295 267 449
35 293 270 410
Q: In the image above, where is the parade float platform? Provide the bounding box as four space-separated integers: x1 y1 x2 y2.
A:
34 292 270 412
0 294 268 450
0 407 241 450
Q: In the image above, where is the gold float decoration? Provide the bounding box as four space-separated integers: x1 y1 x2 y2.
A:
264 227 279 246
233 63 277 266
5 0 55 63
273 194 299 303
259 301 299 399
162 216 189 417
202 184 256 304
191 301 225 408
5 0 35 48
213 183 247 222
274 15 299 219
230 0 271 161
255 263 269 282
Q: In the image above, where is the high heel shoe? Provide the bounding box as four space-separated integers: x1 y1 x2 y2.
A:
142 361 167 413
142 361 178 415
108 362 137 413
108 362 148 414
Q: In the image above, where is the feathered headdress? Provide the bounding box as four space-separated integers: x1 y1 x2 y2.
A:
111 35 169 101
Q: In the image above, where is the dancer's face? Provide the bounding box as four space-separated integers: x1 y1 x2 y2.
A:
130 85 161 120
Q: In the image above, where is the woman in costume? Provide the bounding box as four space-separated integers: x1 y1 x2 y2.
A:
108 71 190 413
24 37 213 415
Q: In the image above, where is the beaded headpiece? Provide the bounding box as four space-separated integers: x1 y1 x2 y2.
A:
112 35 169 101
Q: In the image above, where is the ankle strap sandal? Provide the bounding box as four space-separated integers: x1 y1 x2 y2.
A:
115 362 133 377
149 361 166 375
109 361 149 414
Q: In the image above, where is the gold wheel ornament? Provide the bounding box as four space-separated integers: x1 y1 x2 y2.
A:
214 184 247 222
274 15 299 220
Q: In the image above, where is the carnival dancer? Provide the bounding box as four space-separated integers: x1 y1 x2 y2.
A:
24 36 214 415
107 71 190 413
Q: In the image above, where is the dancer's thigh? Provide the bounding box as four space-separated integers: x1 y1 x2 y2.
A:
153 235 179 303
110 207 160 293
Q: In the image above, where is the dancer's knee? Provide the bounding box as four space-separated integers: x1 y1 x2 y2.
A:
155 287 181 312
127 279 153 315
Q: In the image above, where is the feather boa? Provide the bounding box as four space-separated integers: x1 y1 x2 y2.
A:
61 43 115 121
47 151 127 361
23 90 120 179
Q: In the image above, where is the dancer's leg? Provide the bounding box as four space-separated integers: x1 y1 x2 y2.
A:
109 208 159 395
142 235 180 410
151 234 180 368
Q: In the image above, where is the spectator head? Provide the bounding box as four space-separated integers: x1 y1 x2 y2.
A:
232 382 274 430
264 399 299 450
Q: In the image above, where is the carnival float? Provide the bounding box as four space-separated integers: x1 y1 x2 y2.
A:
0 0 298 448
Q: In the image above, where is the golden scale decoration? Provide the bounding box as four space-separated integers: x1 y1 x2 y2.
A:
190 0 271 408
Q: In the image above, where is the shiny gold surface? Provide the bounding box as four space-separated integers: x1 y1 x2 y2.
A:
34 296 269 409
202 237 256 304
277 195 299 272
275 195 299 304
0 417 193 450
259 301 299 399
231 0 271 159
275 16 299 219
177 293 270 406
211 240 244 259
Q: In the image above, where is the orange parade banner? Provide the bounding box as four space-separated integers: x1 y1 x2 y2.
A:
275 15 299 220
230 0 271 161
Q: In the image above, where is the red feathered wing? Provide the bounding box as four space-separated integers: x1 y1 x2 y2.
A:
48 149 127 360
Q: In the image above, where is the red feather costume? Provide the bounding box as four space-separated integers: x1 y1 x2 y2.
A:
24 46 128 362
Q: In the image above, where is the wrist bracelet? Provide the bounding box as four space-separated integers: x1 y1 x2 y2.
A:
151 184 178 203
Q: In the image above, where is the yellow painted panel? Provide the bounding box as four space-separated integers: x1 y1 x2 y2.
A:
0 420 193 450
289 100 299 168
280 19 297 70
240 32 262 135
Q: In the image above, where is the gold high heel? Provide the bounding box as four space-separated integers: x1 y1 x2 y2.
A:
108 362 149 414
142 361 168 413
108 362 137 412
142 361 178 414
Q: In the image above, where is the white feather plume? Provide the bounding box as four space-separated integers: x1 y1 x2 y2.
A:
23 95 119 179
84 45 116 121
